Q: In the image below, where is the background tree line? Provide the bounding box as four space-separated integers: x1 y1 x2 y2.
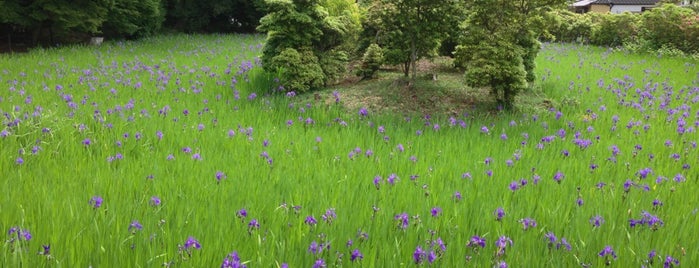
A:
0 0 266 47
547 3 699 55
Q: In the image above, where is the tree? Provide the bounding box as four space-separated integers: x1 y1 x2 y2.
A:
102 0 165 38
14 0 111 45
356 43 384 80
367 0 462 81
456 1 527 110
641 3 698 53
164 0 266 33
257 0 360 93
456 0 565 110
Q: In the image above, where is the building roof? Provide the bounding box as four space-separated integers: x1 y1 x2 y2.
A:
573 0 596 7
573 0 659 6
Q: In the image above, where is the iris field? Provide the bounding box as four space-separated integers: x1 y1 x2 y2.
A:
1 34 698 267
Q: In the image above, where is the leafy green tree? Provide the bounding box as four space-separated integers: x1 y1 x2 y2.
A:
7 0 111 44
357 43 384 80
456 0 526 110
257 0 359 92
366 0 462 80
164 0 266 33
271 48 325 93
590 12 640 47
545 10 595 43
457 0 565 110
641 3 698 53
102 0 165 38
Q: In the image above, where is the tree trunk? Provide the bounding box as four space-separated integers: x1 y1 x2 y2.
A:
403 61 409 77
7 25 11 52
410 38 417 81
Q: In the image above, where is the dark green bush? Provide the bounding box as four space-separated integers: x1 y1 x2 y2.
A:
103 0 165 38
356 43 384 80
257 0 359 92
640 4 698 53
318 49 349 84
546 10 594 43
271 48 325 93
590 12 640 47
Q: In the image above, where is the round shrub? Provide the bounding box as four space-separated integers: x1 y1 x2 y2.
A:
356 43 384 80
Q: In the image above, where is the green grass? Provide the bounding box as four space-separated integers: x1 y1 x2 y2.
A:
1 34 698 267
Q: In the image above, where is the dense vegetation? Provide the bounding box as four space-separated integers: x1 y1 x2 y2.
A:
1 33 698 267
0 0 265 43
547 3 699 55
2 0 699 108
2 1 699 266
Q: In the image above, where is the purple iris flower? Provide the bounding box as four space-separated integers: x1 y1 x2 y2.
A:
544 232 557 245
221 251 246 268
150 196 161 206
358 107 368 117
312 259 326 268
248 219 260 230
350 249 363 262
598 245 617 260
413 246 426 264
467 235 486 248
590 215 604 227
495 207 505 221
235 209 247 219
89 196 103 208
304 216 318 226
184 236 201 250
553 171 564 183
129 220 143 232
520 218 537 230
430 207 442 217
395 213 409 229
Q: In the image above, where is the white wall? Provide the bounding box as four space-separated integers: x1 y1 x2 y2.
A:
610 5 654 13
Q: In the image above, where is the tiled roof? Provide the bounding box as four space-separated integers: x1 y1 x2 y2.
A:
575 0 659 5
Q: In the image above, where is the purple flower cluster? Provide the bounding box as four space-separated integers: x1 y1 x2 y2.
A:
519 218 537 230
394 213 409 230
629 211 664 230
221 251 247 268
543 232 571 251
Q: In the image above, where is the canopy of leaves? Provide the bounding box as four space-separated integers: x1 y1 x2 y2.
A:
457 0 565 109
365 0 463 79
102 0 164 38
164 0 266 33
271 48 325 93
357 43 384 80
258 0 360 92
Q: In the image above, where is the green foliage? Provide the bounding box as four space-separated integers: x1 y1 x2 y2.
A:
640 3 698 53
590 12 640 47
3 34 699 267
0 0 24 25
457 35 527 110
366 0 462 79
357 43 384 80
1 0 167 44
102 0 165 38
320 0 362 51
258 0 359 92
271 47 325 93
318 49 349 84
41 0 111 34
517 32 541 83
546 5 699 55
545 10 595 43
458 0 566 109
164 0 266 33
